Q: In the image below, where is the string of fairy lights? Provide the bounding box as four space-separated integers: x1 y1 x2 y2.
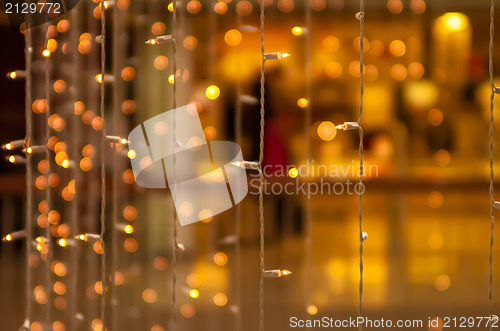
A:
489 0 497 329
4 0 499 330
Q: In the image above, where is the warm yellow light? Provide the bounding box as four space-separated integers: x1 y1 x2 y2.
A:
5 143 12 150
317 121 337 141
127 150 136 159
8 155 16 163
224 29 242 46
307 305 318 315
62 159 70 168
213 293 228 306
168 74 175 84
297 98 308 108
288 168 298 178
95 74 103 83
167 2 173 11
120 138 128 144
189 289 199 299
281 269 292 276
9 72 17 79
42 49 51 57
440 12 469 32
58 238 67 247
389 40 406 57
124 225 134 234
205 85 220 100
281 52 290 58
291 26 303 36
213 252 228 266
5 234 12 241
26 147 32 154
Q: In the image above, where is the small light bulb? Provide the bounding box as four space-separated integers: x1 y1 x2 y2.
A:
297 98 308 108
291 26 303 36
42 49 51 57
124 225 133 234
9 72 17 79
168 74 175 84
120 138 128 144
189 289 199 298
95 74 103 83
168 2 173 11
205 85 220 100
127 150 136 159
8 155 16 163
58 238 67 247
5 234 12 241
26 147 32 154
5 143 12 150
62 159 70 168
281 269 292 276
288 168 298 178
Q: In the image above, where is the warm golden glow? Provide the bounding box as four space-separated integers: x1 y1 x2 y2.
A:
224 29 242 46
317 121 337 141
95 74 103 83
142 289 157 303
168 74 175 84
297 98 308 108
189 289 199 299
307 305 318 315
389 40 406 57
127 150 136 159
288 167 299 178
213 252 228 266
291 26 303 36
205 85 220 100
213 293 228 306
438 12 469 32
42 49 51 57
214 1 228 14
187 0 202 14
124 224 134 234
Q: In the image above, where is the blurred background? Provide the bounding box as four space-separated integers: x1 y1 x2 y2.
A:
1 0 500 330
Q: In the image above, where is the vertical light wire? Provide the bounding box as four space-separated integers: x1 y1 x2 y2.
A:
99 1 107 329
304 0 312 322
234 3 243 331
357 1 365 328
24 21 33 330
258 0 266 330
171 1 178 330
488 0 495 328
44 25 52 329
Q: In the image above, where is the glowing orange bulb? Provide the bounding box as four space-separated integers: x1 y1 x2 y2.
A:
297 98 308 108
288 168 299 178
9 72 17 79
5 234 12 241
124 225 134 234
205 85 220 100
42 49 51 57
291 26 303 36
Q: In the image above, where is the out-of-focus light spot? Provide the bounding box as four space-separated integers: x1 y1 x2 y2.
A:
408 62 424 79
142 289 157 303
213 293 228 306
353 36 370 53
187 0 202 14
203 126 217 140
124 238 138 253
427 191 443 209
121 66 135 81
325 61 342 79
168 74 175 84
123 169 135 184
277 0 294 13
387 0 403 14
53 262 67 277
322 36 339 52
438 12 469 33
213 252 228 266
42 49 51 57
317 121 337 141
123 205 137 221
236 0 253 15
410 0 426 14
95 74 103 83
224 29 242 46
297 98 308 108
183 36 198 50
389 40 406 57
154 256 168 271
289 167 299 178
167 2 173 11
56 20 70 33
307 305 318 315
391 64 407 81
180 303 196 318
127 150 136 159
434 274 451 291
214 1 228 14
205 85 220 100
186 273 202 288
428 108 443 126
80 157 93 171
434 149 450 167
122 100 136 114
428 231 444 249
154 56 168 70
151 22 166 36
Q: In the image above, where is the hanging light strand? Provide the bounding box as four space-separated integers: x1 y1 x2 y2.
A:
357 1 366 328
259 0 266 330
304 0 313 321
24 19 33 330
488 0 496 328
43 24 53 329
99 1 108 328
171 2 178 330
